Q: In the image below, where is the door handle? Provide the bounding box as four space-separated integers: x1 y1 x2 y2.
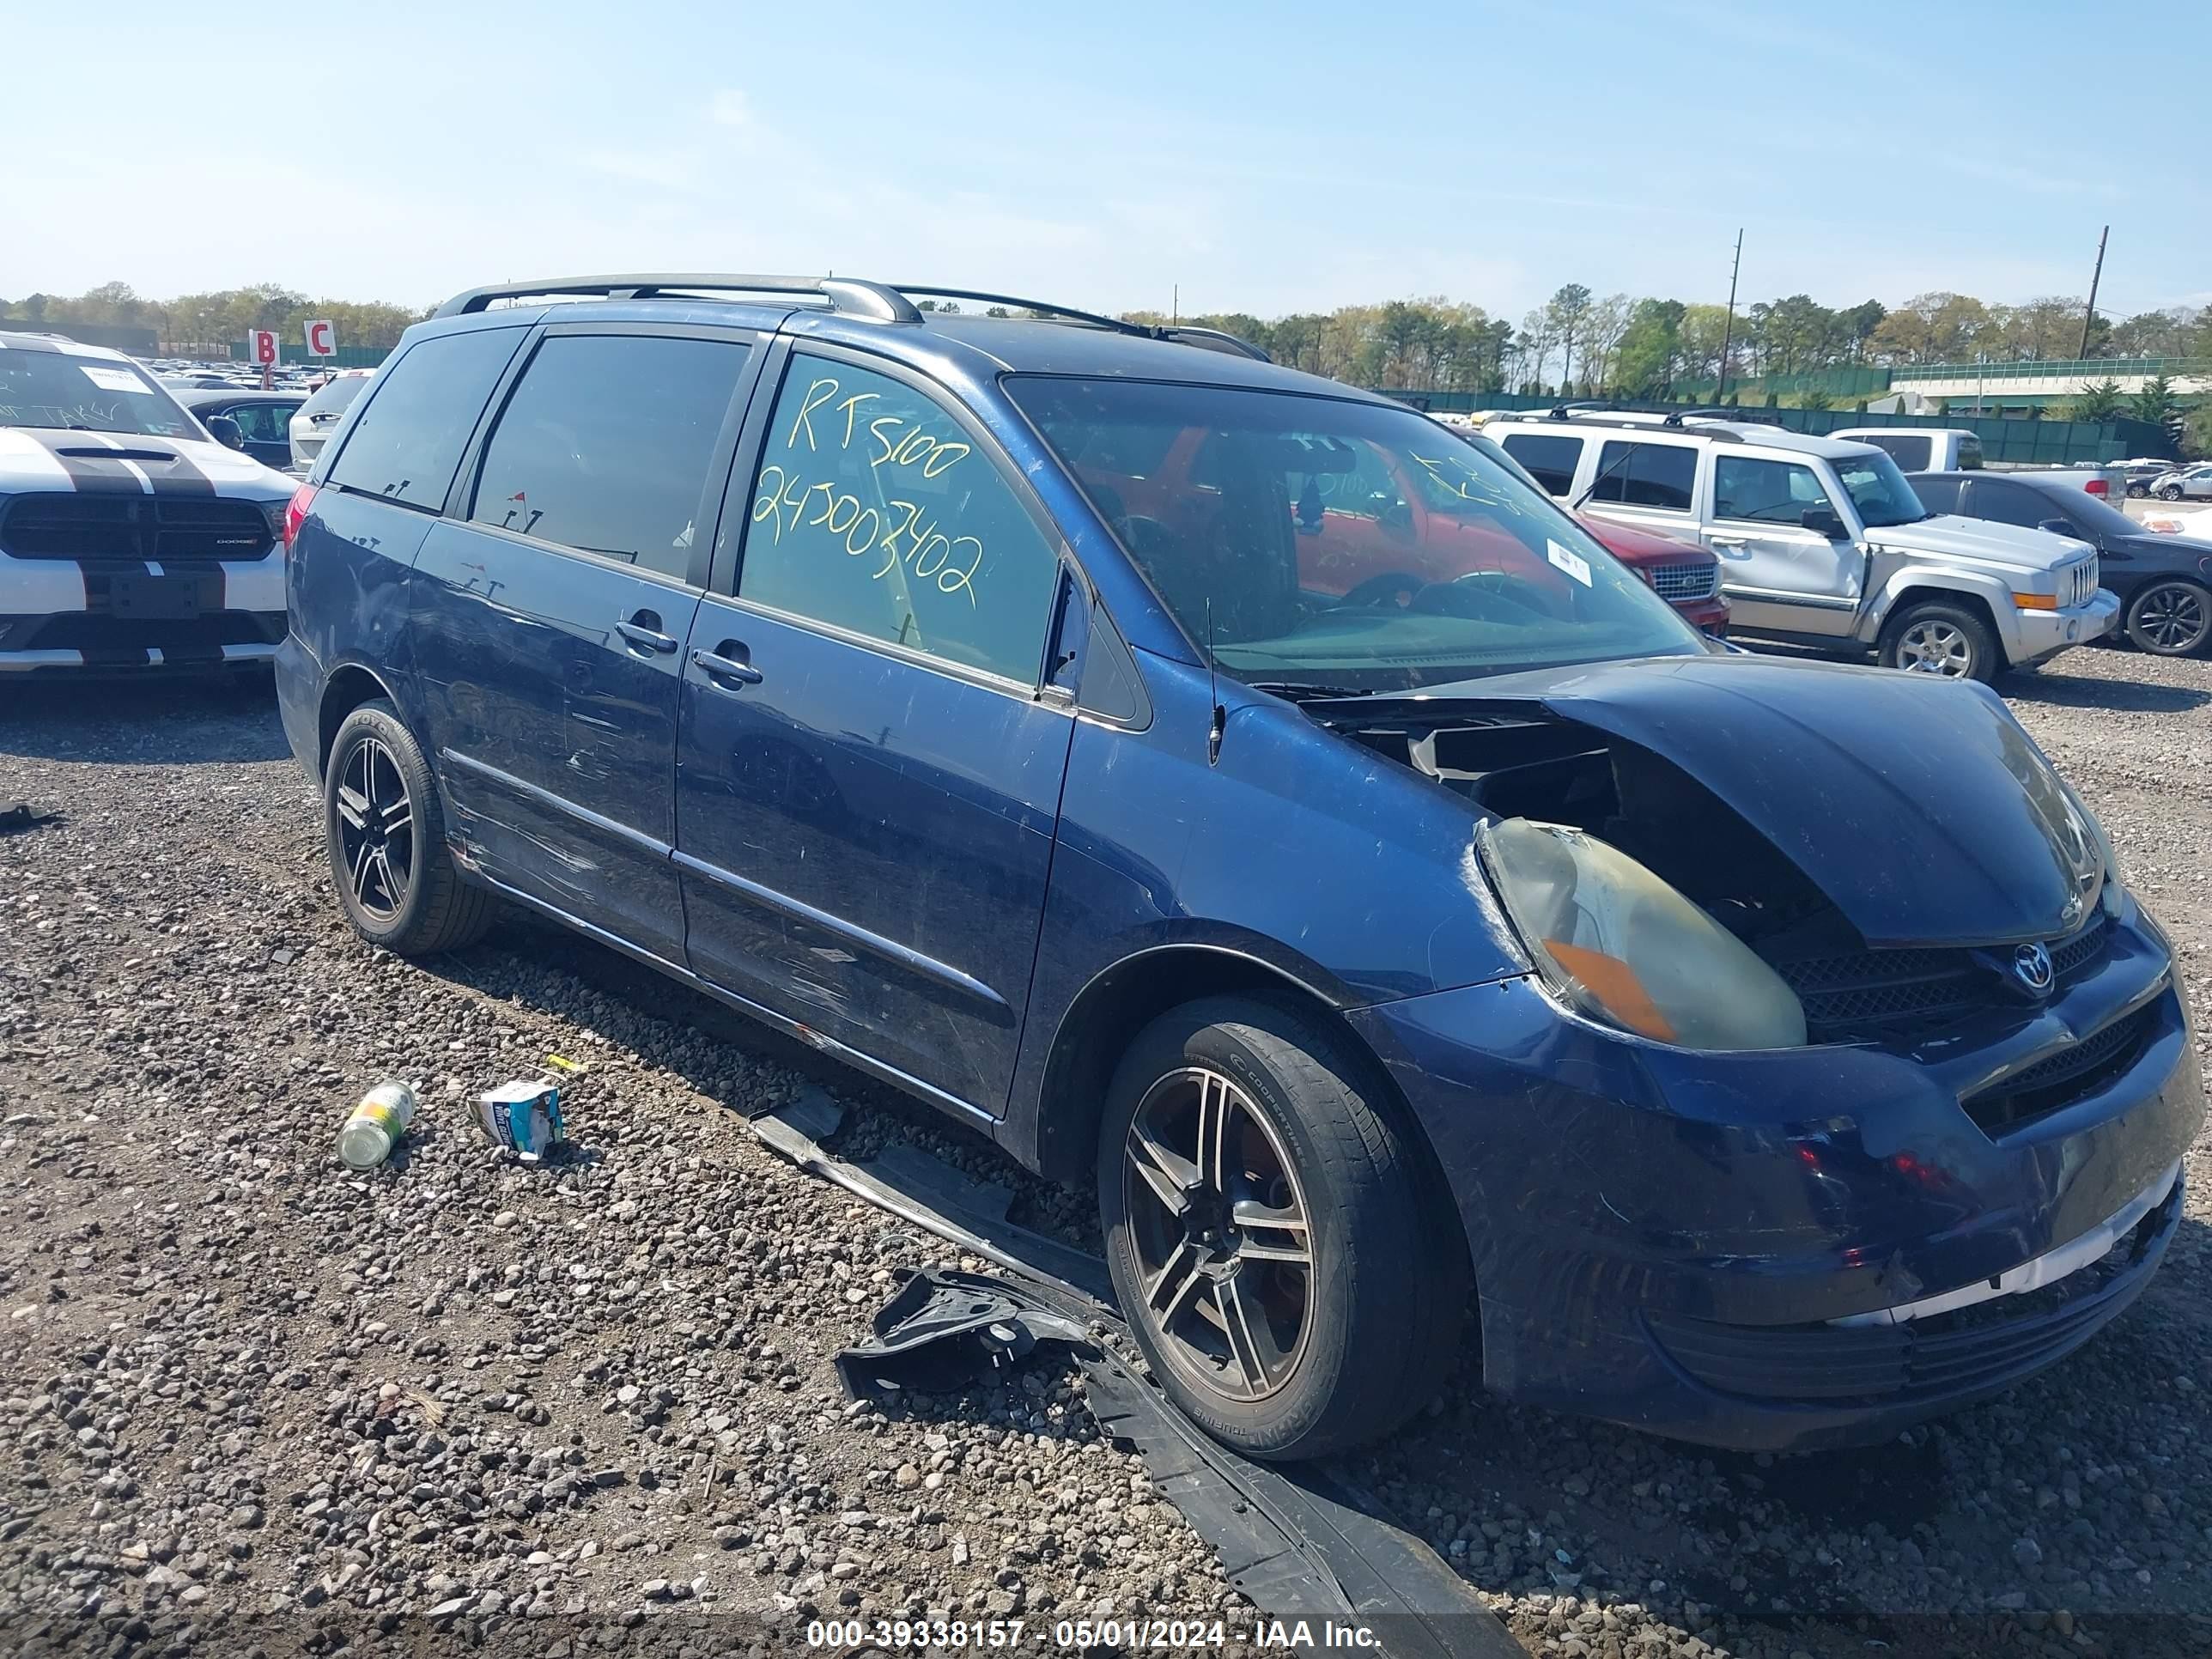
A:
691 646 764 689
616 612 679 653
1708 535 1748 549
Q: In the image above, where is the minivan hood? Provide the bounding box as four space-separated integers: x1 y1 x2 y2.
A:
1867 514 2087 572
1310 653 2103 947
0 424 295 497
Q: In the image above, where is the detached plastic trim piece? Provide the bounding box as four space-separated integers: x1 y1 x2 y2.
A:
746 1094 1522 1659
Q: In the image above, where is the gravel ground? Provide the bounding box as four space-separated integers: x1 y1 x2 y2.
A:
2 644 2209 1659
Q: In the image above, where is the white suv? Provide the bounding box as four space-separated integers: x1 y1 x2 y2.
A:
1484 410 2114 680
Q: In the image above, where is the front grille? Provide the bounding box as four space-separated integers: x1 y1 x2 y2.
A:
2065 557 2100 609
1648 561 1718 602
0 493 272 562
1771 910 2109 1045
1963 1002 2157 1136
1645 1181 2176 1407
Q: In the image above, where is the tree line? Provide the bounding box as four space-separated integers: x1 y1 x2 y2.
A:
0 283 426 352
1124 289 2209 399
5 279 2205 404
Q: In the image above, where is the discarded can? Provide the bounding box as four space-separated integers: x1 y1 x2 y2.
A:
476 1080 566 1162
338 1081 417 1170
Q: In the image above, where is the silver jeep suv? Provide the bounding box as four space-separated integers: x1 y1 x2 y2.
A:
1484 410 2115 680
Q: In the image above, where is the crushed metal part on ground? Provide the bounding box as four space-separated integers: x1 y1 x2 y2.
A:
1 654 2209 1659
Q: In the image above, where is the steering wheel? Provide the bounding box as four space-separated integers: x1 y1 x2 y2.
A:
1333 570 1429 610
1114 514 1175 557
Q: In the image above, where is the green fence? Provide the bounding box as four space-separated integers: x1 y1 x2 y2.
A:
1893 356 2212 384
1377 388 2173 465
1672 364 1892 402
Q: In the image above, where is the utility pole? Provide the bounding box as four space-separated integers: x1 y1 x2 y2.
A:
2077 225 2108 359
1716 228 1743 402
1171 284 1178 326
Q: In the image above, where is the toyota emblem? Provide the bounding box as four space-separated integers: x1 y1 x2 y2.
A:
2013 942 2055 995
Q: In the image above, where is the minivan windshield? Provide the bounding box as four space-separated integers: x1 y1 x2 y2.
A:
1008 378 1703 691
0 350 202 438
300 374 371 421
1833 448 1929 527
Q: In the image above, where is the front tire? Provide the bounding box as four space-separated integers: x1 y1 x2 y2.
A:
1097 995 1467 1461
1878 600 2002 682
324 699 495 954
2160 484 2185 501
2125 580 2212 657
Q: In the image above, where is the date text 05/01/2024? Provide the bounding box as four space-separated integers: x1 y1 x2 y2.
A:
802 1618 1381 1649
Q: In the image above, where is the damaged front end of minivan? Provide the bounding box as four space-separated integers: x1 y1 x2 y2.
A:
1309 653 2200 1451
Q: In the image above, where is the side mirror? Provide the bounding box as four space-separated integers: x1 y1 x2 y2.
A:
1801 505 1845 538
205 415 245 451
2037 518 2075 538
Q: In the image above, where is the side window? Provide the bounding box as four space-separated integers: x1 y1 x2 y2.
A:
1712 456 1837 525
1910 476 1963 514
1589 441 1696 511
735 356 1060 684
471 334 752 581
1966 481 2046 530
1873 434 1931 471
1957 434 1984 470
325 329 524 510
1498 433 1581 496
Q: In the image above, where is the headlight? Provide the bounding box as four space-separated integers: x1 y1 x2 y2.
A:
1477 818 1808 1050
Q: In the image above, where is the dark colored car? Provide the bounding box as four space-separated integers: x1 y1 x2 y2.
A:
1914 470 2212 657
275 274 2199 1459
175 387 308 471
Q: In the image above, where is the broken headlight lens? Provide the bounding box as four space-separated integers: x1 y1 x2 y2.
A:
1477 817 1808 1050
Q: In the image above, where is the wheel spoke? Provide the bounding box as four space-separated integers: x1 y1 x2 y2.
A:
1145 1240 1208 1323
1127 1122 1199 1218
379 793 411 833
349 835 375 901
1231 1198 1311 1267
1213 1273 1267 1395
335 785 370 830
1194 1072 1230 1196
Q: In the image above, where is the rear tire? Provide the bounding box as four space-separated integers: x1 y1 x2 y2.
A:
1097 994 1467 1461
1878 599 2002 682
2124 580 2212 657
324 699 495 955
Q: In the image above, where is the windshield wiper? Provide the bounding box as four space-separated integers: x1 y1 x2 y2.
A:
1245 680 1373 702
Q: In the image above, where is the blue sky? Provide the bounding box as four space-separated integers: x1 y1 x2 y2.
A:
7 1 2206 322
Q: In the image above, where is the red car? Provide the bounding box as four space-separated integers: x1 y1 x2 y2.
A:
1576 513 1729 636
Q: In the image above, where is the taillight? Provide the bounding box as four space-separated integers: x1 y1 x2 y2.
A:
2084 478 2108 496
283 482 319 554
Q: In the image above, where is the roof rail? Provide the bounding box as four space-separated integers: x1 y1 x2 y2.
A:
1546 399 1613 419
431 274 922 323
891 288 1271 361
429 275 1274 362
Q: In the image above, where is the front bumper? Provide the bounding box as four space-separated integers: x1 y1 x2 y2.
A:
0 551 284 672
1671 595 1730 636
1350 900 2202 1452
2005 588 2118 665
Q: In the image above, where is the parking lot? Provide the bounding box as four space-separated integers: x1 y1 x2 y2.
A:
1 646 2208 1659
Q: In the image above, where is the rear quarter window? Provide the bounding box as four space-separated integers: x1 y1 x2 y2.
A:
325 330 526 510
1868 434 1931 471
1497 432 1582 496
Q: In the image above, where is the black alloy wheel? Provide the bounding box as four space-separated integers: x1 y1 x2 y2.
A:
323 699 495 954
334 735 415 921
1097 995 1467 1461
2126 580 2212 657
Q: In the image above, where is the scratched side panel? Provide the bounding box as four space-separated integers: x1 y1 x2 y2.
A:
676 595 1071 1114
411 520 697 961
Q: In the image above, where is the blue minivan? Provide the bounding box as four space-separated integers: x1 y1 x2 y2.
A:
276 276 2201 1459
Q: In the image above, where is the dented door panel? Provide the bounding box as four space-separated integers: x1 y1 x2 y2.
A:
675 595 1073 1116
410 521 699 962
